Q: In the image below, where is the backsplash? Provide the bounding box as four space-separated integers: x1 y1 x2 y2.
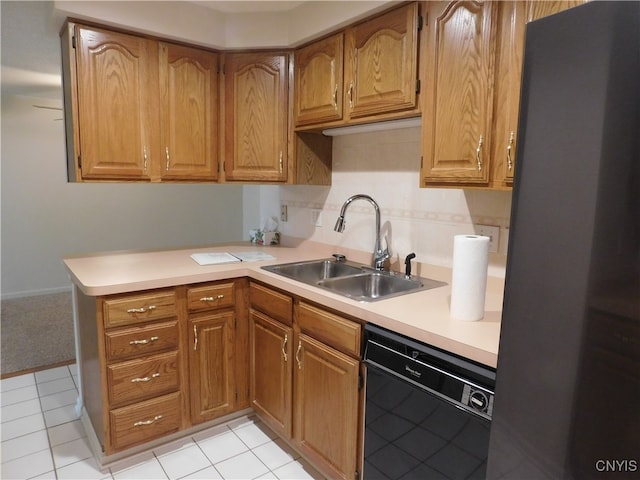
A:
278 127 512 277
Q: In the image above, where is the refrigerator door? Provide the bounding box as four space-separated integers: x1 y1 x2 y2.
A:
487 2 640 479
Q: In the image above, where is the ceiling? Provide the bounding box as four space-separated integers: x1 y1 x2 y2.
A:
191 1 305 13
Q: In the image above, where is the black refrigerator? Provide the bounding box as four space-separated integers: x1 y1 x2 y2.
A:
487 2 639 479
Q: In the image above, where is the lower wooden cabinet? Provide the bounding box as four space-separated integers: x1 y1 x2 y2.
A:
293 333 360 480
250 308 293 438
249 282 363 480
188 310 235 423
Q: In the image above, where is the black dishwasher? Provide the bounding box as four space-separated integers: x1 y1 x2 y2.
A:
362 324 496 480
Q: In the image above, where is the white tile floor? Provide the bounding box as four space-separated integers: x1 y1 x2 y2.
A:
1 364 323 480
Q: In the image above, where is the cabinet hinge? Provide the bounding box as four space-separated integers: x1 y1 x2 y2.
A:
355 469 360 480
417 14 423 31
358 374 364 390
77 155 82 169
235 389 238 402
71 35 76 49
416 79 421 94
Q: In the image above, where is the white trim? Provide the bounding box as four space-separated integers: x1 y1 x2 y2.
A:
1 285 72 301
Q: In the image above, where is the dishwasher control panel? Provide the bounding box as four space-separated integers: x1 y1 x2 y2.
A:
462 385 495 417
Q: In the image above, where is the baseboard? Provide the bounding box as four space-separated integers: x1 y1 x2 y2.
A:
0 359 75 380
1 286 72 301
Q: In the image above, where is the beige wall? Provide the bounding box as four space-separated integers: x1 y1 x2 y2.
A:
278 127 512 277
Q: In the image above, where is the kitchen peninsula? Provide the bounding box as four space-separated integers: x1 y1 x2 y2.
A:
63 241 503 476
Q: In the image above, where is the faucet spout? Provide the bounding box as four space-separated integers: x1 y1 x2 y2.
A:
334 194 390 270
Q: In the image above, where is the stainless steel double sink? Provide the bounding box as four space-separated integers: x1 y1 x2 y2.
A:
262 258 446 302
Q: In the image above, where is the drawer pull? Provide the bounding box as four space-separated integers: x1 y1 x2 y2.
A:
129 336 159 346
127 305 157 314
200 295 224 302
296 340 302 370
133 415 163 427
130 373 160 383
282 334 288 362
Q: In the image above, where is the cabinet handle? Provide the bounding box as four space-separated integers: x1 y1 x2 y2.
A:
131 373 160 383
193 324 198 351
129 336 159 346
133 415 163 427
279 151 283 174
348 82 354 109
476 135 484 172
507 131 515 171
332 84 338 110
282 334 288 362
295 340 302 370
165 146 170 171
143 146 148 171
127 305 156 314
200 295 224 302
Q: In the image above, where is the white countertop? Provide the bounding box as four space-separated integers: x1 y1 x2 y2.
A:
63 242 504 367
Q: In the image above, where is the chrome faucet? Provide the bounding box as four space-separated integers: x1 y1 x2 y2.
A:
334 194 390 270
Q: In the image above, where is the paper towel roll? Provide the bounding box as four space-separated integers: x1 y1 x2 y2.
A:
450 235 490 321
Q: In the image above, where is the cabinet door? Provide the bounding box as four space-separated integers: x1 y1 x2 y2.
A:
188 311 234 423
74 25 157 180
294 33 344 126
422 1 497 184
492 0 586 186
345 2 419 119
159 43 218 181
223 52 288 182
250 309 293 438
293 333 359 480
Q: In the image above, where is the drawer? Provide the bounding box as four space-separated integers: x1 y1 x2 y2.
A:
110 392 181 452
187 282 235 312
104 290 177 328
250 282 293 326
107 351 179 407
105 321 179 362
296 302 361 358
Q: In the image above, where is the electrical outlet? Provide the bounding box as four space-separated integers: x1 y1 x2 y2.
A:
311 209 322 227
280 204 288 222
477 224 500 253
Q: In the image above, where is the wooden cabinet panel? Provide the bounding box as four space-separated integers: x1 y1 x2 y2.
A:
250 309 293 438
422 0 497 184
188 311 235 423
107 351 179 407
159 43 218 181
109 392 182 451
103 290 177 328
294 33 344 126
296 301 361 358
345 2 419 119
293 333 360 480
491 0 587 187
74 25 157 180
105 320 178 362
249 282 293 326
187 282 235 312
223 52 288 182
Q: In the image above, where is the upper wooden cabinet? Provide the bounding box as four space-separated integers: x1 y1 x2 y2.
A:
159 43 219 181
422 0 587 189
67 25 158 181
421 1 498 186
62 23 219 182
294 33 344 126
294 2 421 128
490 0 587 187
222 52 289 183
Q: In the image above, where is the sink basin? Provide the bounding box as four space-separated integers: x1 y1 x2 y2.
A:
262 259 364 283
317 272 445 302
262 258 446 302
